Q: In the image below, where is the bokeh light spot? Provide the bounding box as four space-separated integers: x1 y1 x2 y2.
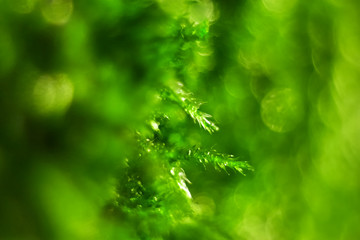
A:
189 0 215 24
7 0 37 14
32 74 74 116
192 194 215 218
41 0 73 25
262 0 297 14
261 88 304 133
156 0 187 18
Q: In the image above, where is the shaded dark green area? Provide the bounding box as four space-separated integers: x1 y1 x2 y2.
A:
1 0 360 239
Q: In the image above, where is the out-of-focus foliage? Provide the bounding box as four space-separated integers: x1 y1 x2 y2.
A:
1 0 360 239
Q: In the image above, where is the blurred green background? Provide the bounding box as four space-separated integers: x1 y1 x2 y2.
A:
1 0 360 239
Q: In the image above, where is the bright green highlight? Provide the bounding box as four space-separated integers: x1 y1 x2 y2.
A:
0 0 360 239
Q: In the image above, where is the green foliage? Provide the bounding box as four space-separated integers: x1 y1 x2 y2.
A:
185 147 253 175
1 0 360 239
161 81 219 133
109 79 253 238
